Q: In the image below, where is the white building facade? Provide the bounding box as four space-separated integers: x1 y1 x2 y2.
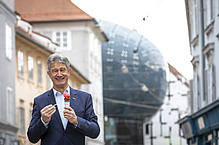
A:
144 64 190 145
178 0 219 144
0 0 18 144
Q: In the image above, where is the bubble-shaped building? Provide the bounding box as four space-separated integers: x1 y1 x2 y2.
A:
98 20 167 144
99 20 167 120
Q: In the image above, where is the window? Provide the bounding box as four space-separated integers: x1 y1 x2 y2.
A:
17 50 24 76
37 60 42 84
190 0 198 38
145 124 149 135
205 0 215 25
6 87 13 124
203 45 215 103
6 23 12 60
28 56 34 81
54 31 71 50
19 107 25 135
193 73 199 111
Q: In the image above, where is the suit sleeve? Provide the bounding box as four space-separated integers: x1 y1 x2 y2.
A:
74 94 100 139
27 98 48 143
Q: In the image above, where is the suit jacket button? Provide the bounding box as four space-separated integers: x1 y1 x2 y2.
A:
63 132 66 136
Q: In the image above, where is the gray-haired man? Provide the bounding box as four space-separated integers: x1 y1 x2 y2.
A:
27 53 100 145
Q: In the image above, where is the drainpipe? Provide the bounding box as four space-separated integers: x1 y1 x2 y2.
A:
198 0 206 108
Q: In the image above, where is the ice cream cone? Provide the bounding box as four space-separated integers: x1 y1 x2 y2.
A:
64 92 70 107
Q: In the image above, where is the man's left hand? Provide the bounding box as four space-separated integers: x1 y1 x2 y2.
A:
63 106 78 125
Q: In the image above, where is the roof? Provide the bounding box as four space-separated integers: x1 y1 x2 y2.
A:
168 63 190 88
15 0 94 22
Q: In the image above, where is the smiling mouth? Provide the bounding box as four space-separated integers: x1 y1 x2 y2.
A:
55 77 65 81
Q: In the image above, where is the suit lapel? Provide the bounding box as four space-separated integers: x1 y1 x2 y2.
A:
47 89 64 130
70 87 79 110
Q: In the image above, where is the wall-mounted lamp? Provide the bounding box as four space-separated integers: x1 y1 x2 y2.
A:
121 64 129 73
141 84 148 92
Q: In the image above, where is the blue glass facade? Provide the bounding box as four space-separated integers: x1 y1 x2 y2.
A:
98 20 168 144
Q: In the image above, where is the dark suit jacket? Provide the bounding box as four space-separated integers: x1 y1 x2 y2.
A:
27 87 100 145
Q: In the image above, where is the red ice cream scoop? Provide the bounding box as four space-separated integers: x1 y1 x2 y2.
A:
64 92 70 101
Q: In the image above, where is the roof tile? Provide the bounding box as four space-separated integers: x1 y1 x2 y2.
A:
15 0 94 22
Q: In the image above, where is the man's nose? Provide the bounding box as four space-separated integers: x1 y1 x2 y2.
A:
57 70 62 76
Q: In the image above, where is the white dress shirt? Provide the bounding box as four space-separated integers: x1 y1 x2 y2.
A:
53 86 70 130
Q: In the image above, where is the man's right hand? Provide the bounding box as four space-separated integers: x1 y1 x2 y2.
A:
41 104 56 123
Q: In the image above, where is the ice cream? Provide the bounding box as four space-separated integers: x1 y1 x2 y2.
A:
64 92 70 107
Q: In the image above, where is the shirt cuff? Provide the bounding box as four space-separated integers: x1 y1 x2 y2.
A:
73 123 78 128
41 117 49 128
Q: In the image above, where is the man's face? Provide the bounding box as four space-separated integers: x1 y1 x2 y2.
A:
47 62 70 89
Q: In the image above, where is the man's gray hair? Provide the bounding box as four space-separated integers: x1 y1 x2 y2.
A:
47 53 70 71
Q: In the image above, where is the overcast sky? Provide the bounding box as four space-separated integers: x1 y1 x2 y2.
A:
72 0 193 80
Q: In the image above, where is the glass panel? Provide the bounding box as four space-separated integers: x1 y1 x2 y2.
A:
6 87 13 124
5 24 12 60
56 32 61 46
19 108 25 134
28 56 34 80
37 60 42 84
17 50 24 76
63 32 68 47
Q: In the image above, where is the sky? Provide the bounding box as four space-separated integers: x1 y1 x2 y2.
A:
71 0 193 80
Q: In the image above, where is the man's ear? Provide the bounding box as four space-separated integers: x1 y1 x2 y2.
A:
68 68 71 76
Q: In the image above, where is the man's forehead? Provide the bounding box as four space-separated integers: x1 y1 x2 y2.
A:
51 63 67 68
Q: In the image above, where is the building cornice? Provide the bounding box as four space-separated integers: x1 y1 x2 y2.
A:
0 0 16 22
0 121 18 132
203 43 214 54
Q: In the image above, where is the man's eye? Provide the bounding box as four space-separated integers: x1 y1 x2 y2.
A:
60 69 66 72
52 70 58 73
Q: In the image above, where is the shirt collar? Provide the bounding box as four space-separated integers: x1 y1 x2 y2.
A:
53 86 70 97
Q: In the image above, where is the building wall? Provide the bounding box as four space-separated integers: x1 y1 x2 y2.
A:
0 0 17 144
180 0 219 144
144 70 189 145
187 0 219 113
16 35 50 144
32 21 105 145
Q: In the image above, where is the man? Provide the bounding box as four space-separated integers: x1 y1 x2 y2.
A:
27 53 100 145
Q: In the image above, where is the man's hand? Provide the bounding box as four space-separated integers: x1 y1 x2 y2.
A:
41 104 56 123
63 106 78 125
